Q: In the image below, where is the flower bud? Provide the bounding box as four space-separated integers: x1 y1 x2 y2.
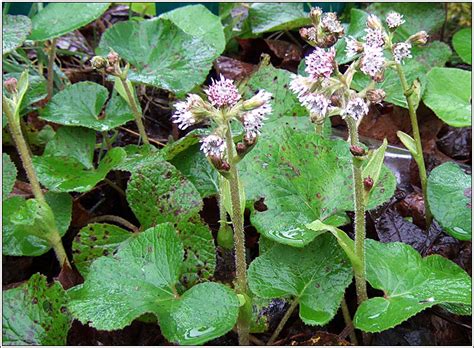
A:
310 7 322 25
373 70 385 83
4 77 18 94
105 66 116 74
90 56 107 70
366 14 383 31
236 142 247 155
408 31 429 45
366 89 386 104
364 176 374 191
107 51 120 65
350 145 366 157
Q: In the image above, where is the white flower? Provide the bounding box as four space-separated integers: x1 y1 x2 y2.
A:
200 134 226 158
386 12 405 29
205 74 241 108
392 42 412 63
321 12 344 34
289 75 312 100
171 94 202 130
345 36 363 58
242 90 272 140
305 47 335 80
360 45 385 78
366 14 383 30
302 93 330 117
343 97 369 120
307 27 317 42
364 28 385 48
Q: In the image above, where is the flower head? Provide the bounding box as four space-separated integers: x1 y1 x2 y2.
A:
366 14 383 30
360 45 385 78
200 134 226 158
366 89 386 104
302 93 330 117
289 75 312 100
305 47 336 80
392 42 412 63
386 12 405 29
408 31 429 45
345 36 364 58
321 12 344 34
242 90 272 140
364 28 385 48
172 94 207 130
343 97 369 121
205 74 241 108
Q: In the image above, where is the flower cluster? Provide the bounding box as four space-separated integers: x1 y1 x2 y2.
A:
172 75 272 161
300 7 344 47
305 47 336 80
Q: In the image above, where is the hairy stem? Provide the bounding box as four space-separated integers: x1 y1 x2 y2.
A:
119 78 149 144
47 38 57 100
89 215 139 232
340 297 358 345
224 126 249 346
346 118 368 305
395 63 432 226
267 298 299 345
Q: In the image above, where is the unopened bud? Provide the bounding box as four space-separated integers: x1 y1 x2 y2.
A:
244 135 257 147
364 176 374 191
366 89 386 104
408 31 429 46
209 155 229 172
366 14 383 30
310 7 323 25
299 27 310 41
350 145 366 157
236 142 247 155
322 33 338 48
90 56 107 70
220 161 230 171
4 77 17 94
105 66 116 74
373 70 385 83
107 51 120 65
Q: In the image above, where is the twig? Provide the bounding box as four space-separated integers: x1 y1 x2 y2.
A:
89 215 139 233
118 126 166 146
340 298 358 345
267 298 299 345
103 178 126 198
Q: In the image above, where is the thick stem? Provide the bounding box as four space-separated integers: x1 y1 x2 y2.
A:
395 63 432 226
50 232 71 268
267 298 299 345
340 298 358 345
120 78 149 144
346 118 368 305
47 38 57 100
224 126 249 346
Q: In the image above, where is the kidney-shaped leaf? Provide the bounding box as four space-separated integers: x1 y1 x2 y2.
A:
423 67 471 127
248 234 353 325
427 162 471 240
3 15 32 55
248 3 310 34
40 82 134 131
453 28 472 65
98 17 222 95
3 274 71 345
68 224 239 345
3 153 17 200
241 127 396 247
29 3 110 41
354 239 472 332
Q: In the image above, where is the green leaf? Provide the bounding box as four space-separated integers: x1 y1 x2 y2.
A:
423 67 472 127
68 224 239 345
3 153 17 200
396 131 418 157
114 143 160 172
441 303 472 316
240 127 396 247
2 192 72 256
29 3 110 41
2 274 71 345
98 17 223 95
126 160 202 229
120 2 156 17
2 15 32 55
362 138 388 203
354 239 472 332
33 147 126 193
160 4 226 52
39 81 134 131
248 234 353 325
427 162 471 240
248 3 311 34
452 28 472 64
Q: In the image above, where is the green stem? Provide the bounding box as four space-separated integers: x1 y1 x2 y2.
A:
119 78 149 144
346 118 368 305
267 297 299 345
47 38 57 100
340 297 358 345
224 126 249 346
395 63 432 227
314 123 323 135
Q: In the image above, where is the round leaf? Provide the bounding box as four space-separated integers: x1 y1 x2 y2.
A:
3 15 32 55
427 162 471 240
248 3 311 34
452 28 472 64
3 153 17 200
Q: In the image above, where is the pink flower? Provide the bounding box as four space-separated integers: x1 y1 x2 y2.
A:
364 28 385 48
343 97 369 120
205 74 241 108
386 12 405 29
305 47 336 80
171 94 203 130
360 45 385 78
392 42 412 63
242 90 272 140
200 134 226 158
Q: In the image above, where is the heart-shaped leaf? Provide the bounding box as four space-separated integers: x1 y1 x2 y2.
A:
353 239 472 332
29 3 110 41
423 67 471 127
453 28 472 65
240 127 396 247
3 153 17 200
248 3 310 34
3 274 71 345
68 224 239 345
3 192 72 256
98 16 223 95
39 82 134 131
427 162 471 240
3 15 32 55
248 234 353 325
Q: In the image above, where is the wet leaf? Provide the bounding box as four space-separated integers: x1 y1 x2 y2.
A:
241 128 396 247
248 234 353 325
126 159 202 229
2 192 72 256
427 162 471 240
452 28 472 64
3 153 17 200
39 82 134 131
3 274 71 345
98 16 223 95
353 239 472 332
248 3 310 34
3 15 32 55
423 67 471 128
29 3 110 41
114 144 160 172
68 224 239 345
